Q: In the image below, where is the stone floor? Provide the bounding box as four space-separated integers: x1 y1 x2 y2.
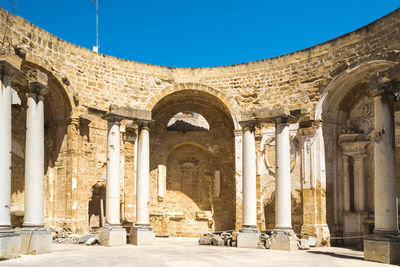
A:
0 238 394 267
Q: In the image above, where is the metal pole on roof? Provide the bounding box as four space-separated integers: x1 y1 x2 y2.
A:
92 0 99 52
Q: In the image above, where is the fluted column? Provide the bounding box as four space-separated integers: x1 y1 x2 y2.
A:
241 120 258 229
353 154 366 212
370 82 399 235
342 155 351 212
275 118 292 230
23 70 48 228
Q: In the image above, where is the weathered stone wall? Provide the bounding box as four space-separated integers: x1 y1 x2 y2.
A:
2 6 400 238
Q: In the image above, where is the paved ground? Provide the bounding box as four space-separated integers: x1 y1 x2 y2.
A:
0 238 394 267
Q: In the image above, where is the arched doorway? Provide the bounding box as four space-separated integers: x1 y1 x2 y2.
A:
316 60 400 246
149 89 236 237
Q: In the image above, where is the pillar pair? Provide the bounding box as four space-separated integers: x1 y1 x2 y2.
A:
0 59 51 258
100 115 154 246
238 118 295 249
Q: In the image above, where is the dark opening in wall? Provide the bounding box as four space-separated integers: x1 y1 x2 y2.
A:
167 112 210 132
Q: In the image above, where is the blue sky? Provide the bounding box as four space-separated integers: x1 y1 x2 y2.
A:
1 1 399 67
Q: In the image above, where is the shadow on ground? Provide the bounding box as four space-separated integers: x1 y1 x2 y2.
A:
307 250 364 261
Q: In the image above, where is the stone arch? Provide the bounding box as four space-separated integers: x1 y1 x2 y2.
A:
315 60 397 121
146 83 241 129
314 60 397 243
166 142 213 165
149 88 237 236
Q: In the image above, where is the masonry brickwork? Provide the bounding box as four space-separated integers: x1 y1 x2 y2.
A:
2 6 400 244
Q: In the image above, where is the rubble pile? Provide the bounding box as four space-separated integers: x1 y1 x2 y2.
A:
199 231 313 250
49 227 98 245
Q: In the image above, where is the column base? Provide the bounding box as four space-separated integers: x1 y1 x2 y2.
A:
0 230 21 259
237 226 260 248
98 226 127 247
364 235 400 265
20 228 52 255
301 223 330 246
130 225 155 246
270 229 298 251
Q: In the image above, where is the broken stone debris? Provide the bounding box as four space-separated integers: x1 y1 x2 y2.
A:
308 236 318 247
298 239 310 250
199 231 313 251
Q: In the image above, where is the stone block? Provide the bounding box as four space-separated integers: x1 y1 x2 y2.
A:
364 237 400 265
109 104 151 120
27 69 48 88
21 228 52 254
98 227 126 247
270 231 298 251
343 212 368 247
0 232 21 259
0 47 22 74
130 226 155 246
236 232 260 248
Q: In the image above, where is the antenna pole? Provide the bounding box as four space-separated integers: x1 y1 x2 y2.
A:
96 0 99 49
92 0 99 52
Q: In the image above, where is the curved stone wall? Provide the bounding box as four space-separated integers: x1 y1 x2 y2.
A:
3 6 400 236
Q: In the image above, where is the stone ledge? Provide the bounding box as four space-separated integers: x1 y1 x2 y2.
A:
269 230 298 251
237 231 260 248
0 232 21 259
98 226 127 247
20 228 52 255
130 226 155 246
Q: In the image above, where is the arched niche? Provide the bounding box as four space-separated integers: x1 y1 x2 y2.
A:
149 89 236 237
315 60 398 244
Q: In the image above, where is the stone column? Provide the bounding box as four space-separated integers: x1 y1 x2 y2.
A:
236 120 260 248
270 117 297 251
21 69 52 255
242 121 257 229
275 119 292 230
131 120 155 245
98 113 126 247
342 155 351 212
371 87 398 235
353 154 366 212
364 70 400 264
0 52 22 259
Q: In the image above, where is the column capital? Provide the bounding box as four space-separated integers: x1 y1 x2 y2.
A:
369 81 399 97
234 129 243 137
0 48 22 78
27 69 48 96
369 63 400 97
352 154 366 161
273 115 291 125
135 119 154 130
102 112 125 125
298 122 319 139
239 119 258 131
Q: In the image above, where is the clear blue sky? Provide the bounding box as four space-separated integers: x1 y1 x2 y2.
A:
1 1 399 67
